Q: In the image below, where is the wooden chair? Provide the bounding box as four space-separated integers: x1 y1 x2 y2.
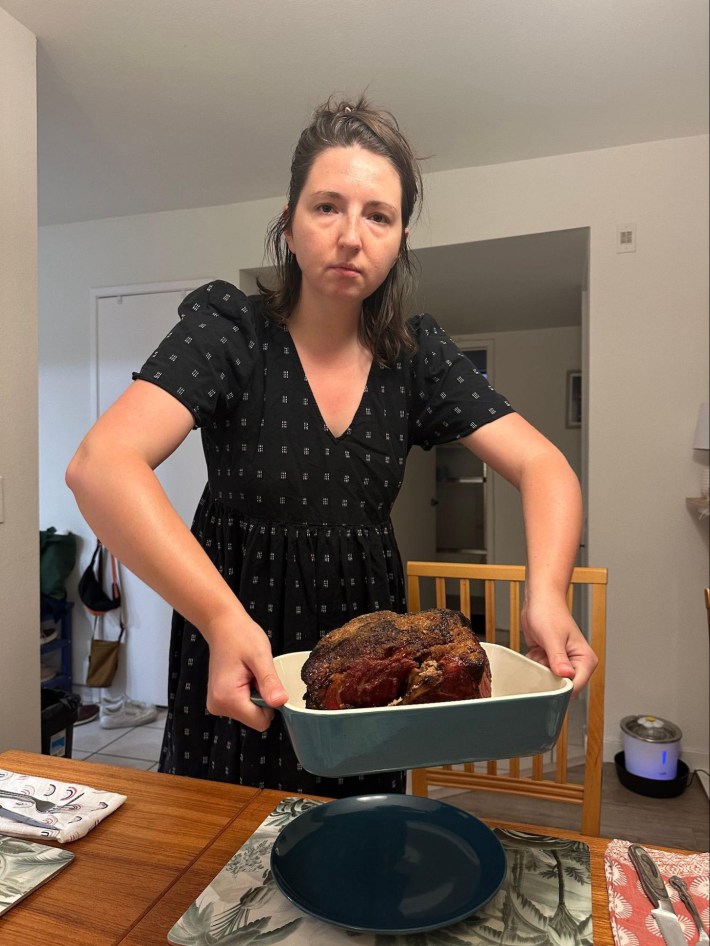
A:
406 561 608 836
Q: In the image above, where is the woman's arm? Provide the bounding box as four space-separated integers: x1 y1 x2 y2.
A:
461 412 597 694
66 380 287 726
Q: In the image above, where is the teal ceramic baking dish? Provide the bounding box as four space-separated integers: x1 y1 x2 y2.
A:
252 643 573 777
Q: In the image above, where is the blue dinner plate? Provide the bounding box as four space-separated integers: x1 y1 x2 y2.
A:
270 794 506 934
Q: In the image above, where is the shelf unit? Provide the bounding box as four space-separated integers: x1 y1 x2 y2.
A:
40 598 73 691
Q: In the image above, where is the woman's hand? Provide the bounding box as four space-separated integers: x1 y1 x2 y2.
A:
204 615 289 730
521 593 598 695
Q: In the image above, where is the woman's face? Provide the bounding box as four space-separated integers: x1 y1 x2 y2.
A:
285 146 405 311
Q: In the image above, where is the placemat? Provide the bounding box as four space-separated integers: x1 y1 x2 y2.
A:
605 838 709 945
168 797 592 945
0 834 74 917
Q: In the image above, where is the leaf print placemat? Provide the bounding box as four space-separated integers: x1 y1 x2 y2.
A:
168 797 592 945
0 834 74 917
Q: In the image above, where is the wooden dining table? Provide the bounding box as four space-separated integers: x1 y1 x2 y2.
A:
0 748 693 946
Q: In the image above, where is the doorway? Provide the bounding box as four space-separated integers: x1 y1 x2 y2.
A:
91 281 208 705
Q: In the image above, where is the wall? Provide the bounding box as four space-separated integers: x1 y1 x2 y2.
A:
0 9 39 752
38 134 709 774
422 136 709 775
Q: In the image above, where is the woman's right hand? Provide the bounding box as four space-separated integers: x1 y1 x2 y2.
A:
204 614 289 730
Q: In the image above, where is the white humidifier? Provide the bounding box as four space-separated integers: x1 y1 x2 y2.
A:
620 715 682 780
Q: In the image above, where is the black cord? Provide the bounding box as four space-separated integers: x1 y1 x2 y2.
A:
687 767 710 790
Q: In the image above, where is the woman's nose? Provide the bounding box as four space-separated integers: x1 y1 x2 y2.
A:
338 214 362 249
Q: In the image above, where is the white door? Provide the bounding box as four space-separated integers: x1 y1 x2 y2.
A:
96 290 208 705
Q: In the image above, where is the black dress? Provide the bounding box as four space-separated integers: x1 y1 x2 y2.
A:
133 280 514 795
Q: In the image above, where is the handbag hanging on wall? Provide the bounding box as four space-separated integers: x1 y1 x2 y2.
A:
78 539 121 616
86 615 126 687
81 541 126 688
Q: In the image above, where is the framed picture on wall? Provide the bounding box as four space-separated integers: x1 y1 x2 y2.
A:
566 371 582 428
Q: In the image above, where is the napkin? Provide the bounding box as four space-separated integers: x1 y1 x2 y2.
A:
605 838 710 945
0 768 127 843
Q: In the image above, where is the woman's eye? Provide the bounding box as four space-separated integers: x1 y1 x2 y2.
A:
316 203 336 214
370 213 390 225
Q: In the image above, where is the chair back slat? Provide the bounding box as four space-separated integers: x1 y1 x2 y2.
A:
509 581 521 650
458 578 471 618
408 573 421 611
405 561 608 836
556 714 569 784
484 580 496 642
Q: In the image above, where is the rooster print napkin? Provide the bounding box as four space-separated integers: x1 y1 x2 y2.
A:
0 768 126 843
605 838 710 945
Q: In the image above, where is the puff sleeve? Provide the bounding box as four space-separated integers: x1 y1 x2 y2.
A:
132 280 260 426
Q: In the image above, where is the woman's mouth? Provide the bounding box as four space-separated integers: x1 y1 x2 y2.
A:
330 264 361 277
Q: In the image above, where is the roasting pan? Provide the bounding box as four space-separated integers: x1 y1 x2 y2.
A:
252 643 573 777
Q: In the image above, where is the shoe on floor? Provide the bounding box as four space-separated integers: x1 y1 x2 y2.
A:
40 623 59 645
40 663 56 683
75 703 100 726
99 695 158 729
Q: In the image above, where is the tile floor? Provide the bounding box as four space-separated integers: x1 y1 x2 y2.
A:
72 707 168 771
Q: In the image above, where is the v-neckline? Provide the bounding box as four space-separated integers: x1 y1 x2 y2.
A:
288 334 375 443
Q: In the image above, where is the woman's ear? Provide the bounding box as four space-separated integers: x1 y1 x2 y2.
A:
282 205 293 253
392 226 409 268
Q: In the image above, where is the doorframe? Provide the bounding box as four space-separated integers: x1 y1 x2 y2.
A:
448 335 496 563
89 278 213 420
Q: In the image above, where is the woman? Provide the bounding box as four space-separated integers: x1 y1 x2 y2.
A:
66 96 596 795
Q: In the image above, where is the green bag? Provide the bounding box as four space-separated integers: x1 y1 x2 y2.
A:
39 528 78 600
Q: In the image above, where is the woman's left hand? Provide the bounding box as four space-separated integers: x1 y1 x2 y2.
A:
521 594 598 695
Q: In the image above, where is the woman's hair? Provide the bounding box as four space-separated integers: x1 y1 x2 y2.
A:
258 95 423 364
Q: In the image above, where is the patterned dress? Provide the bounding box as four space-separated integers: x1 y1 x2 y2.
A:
133 280 514 795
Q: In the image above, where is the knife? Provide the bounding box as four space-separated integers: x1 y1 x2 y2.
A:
628 844 687 946
0 804 59 832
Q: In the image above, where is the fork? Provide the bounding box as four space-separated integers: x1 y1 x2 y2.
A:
0 804 59 831
0 789 59 813
669 875 709 945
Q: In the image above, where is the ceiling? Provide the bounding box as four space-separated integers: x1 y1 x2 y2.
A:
3 0 707 333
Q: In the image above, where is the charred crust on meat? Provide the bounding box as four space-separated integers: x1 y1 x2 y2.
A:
301 608 492 710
